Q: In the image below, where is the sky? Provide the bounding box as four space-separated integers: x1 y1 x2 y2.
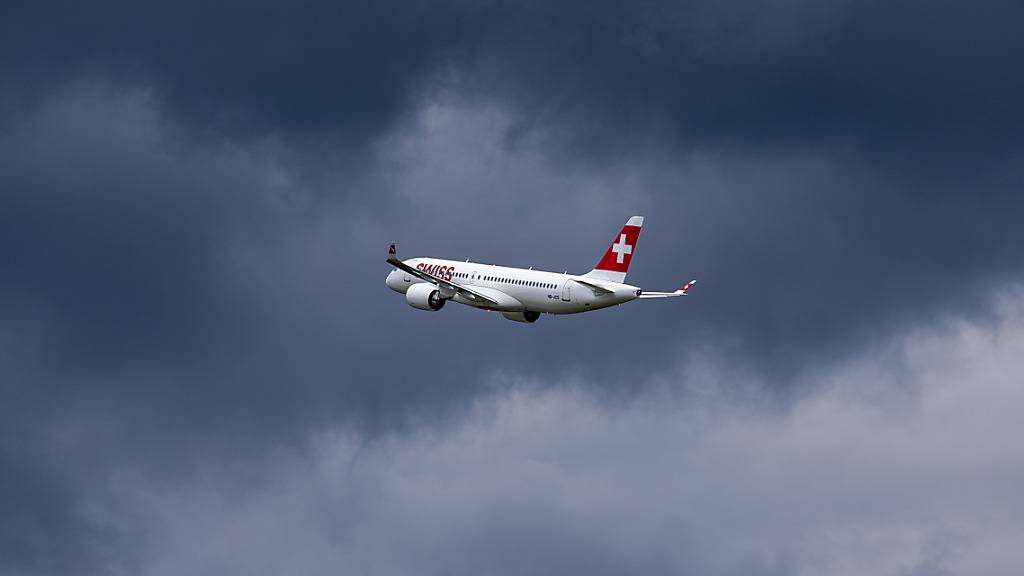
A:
2 1 1024 574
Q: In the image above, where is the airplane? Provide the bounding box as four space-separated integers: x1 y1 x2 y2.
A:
385 216 696 323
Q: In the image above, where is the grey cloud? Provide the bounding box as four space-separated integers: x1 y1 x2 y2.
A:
4 76 1021 457
370 91 1024 381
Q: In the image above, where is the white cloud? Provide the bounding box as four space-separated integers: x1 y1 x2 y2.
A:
370 91 663 262
98 289 1024 576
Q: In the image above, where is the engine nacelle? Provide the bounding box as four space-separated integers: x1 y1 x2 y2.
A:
501 310 540 323
406 283 445 311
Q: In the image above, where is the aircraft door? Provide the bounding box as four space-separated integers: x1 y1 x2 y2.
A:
561 281 571 301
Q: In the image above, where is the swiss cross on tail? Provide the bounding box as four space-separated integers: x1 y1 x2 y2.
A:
592 215 643 277
611 233 633 263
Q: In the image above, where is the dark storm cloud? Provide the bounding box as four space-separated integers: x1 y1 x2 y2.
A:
1 1 477 140
0 81 424 448
6 1 1023 159
3 1 1024 574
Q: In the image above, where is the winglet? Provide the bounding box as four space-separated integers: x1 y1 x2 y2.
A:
387 242 398 263
679 279 697 295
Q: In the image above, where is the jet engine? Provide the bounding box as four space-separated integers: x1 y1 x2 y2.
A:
406 283 445 311
501 310 540 323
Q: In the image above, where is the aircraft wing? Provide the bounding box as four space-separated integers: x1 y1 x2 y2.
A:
638 279 697 299
387 243 502 307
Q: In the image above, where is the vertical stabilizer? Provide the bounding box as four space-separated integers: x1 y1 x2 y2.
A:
584 216 643 283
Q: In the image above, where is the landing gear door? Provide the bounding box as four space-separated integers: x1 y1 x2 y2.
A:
561 281 571 302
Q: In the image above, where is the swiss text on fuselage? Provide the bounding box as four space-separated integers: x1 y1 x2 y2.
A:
416 262 455 281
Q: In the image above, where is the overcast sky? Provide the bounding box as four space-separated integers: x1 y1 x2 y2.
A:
2 2 1024 575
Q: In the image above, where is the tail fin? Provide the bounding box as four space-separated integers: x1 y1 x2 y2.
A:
584 215 643 283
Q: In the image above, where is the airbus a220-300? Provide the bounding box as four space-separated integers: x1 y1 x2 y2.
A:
385 216 696 323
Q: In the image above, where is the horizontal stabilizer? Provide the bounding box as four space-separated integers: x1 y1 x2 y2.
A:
638 279 697 299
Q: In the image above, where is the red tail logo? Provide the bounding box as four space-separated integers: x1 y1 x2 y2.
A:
595 223 642 272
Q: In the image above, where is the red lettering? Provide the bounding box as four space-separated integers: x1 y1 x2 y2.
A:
415 262 456 282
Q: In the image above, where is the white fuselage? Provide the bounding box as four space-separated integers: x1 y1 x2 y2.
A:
385 258 640 314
